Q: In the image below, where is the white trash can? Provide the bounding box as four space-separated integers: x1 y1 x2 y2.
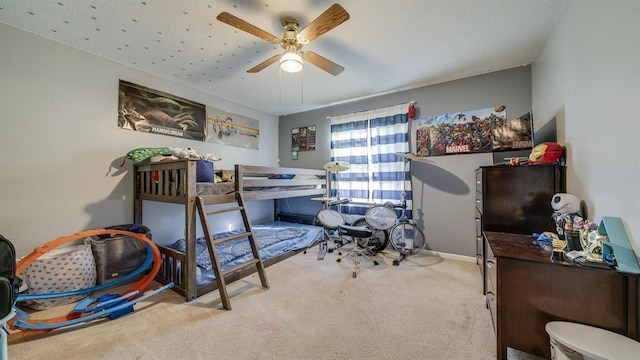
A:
546 321 640 360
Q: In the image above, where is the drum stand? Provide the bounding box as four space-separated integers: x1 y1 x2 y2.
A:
307 197 351 260
308 161 352 260
389 154 427 265
335 224 380 278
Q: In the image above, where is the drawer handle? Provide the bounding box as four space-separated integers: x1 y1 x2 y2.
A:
475 199 481 203
486 259 495 267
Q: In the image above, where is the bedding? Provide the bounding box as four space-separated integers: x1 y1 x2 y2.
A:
167 221 322 286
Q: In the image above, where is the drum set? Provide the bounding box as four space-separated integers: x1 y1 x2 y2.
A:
313 158 428 278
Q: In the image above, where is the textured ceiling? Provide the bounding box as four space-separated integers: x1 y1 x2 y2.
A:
0 0 566 116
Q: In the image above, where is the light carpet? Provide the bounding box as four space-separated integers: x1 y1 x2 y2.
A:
8 248 544 360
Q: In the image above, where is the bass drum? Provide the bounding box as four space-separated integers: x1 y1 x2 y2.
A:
351 217 389 254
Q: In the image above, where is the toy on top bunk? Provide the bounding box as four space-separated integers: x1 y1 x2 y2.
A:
123 147 223 183
215 169 233 183
122 146 222 164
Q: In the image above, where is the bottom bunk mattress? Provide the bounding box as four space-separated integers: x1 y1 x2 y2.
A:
167 221 322 286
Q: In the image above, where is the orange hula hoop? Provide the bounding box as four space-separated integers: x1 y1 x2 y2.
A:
11 228 162 333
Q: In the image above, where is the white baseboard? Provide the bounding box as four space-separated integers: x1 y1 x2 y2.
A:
423 250 477 263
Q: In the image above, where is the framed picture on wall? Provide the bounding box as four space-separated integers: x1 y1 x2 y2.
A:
291 125 316 151
118 80 206 141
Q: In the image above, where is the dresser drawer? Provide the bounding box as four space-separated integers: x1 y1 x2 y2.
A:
475 208 482 236
486 282 497 333
485 236 497 328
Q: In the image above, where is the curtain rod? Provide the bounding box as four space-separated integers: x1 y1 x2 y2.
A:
327 101 416 119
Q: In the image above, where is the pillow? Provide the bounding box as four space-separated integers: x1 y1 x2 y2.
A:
268 174 295 179
196 160 214 182
21 240 96 310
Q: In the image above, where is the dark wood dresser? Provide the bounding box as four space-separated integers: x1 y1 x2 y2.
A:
475 164 565 294
485 231 638 359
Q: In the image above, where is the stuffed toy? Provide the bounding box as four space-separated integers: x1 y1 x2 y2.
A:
528 142 563 164
168 147 222 162
124 147 172 163
550 193 596 253
215 169 233 182
551 193 580 215
121 147 222 168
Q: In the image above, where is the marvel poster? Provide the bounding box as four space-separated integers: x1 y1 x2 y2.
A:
415 106 507 157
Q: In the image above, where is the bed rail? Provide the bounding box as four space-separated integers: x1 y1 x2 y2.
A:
235 164 326 200
156 243 308 300
134 160 327 204
134 159 192 204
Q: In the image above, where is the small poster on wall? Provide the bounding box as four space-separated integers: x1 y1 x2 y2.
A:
491 111 533 151
206 106 260 149
291 125 316 151
118 80 206 141
415 106 507 157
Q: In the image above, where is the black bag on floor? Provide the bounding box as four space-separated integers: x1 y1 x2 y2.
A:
1 234 21 318
89 224 151 284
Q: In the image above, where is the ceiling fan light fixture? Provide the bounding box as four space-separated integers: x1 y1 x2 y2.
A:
280 50 303 73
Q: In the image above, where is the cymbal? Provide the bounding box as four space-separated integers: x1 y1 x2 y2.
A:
323 161 351 172
394 153 435 163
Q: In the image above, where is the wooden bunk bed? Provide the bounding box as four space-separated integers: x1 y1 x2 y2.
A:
133 159 326 303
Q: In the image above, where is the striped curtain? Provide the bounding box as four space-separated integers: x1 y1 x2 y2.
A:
329 103 412 218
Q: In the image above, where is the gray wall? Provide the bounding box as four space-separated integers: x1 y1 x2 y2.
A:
0 24 280 256
531 0 639 332
531 1 639 257
279 66 532 257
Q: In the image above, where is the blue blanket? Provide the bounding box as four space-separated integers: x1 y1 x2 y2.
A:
169 221 321 271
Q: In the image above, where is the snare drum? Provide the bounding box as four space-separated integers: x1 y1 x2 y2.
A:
365 205 398 230
316 209 345 229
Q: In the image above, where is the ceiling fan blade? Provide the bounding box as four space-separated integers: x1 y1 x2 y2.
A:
303 51 344 76
300 4 350 42
217 12 280 44
247 54 282 73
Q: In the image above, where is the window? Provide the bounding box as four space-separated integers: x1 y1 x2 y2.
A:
329 103 413 218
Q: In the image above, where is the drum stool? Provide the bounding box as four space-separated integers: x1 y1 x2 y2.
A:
335 224 379 278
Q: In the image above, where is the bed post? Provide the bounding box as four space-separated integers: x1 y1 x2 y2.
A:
184 160 198 301
133 165 142 225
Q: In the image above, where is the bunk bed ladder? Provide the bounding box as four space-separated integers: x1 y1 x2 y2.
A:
195 192 269 310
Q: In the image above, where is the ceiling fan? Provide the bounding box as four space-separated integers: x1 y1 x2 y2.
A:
216 3 350 76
